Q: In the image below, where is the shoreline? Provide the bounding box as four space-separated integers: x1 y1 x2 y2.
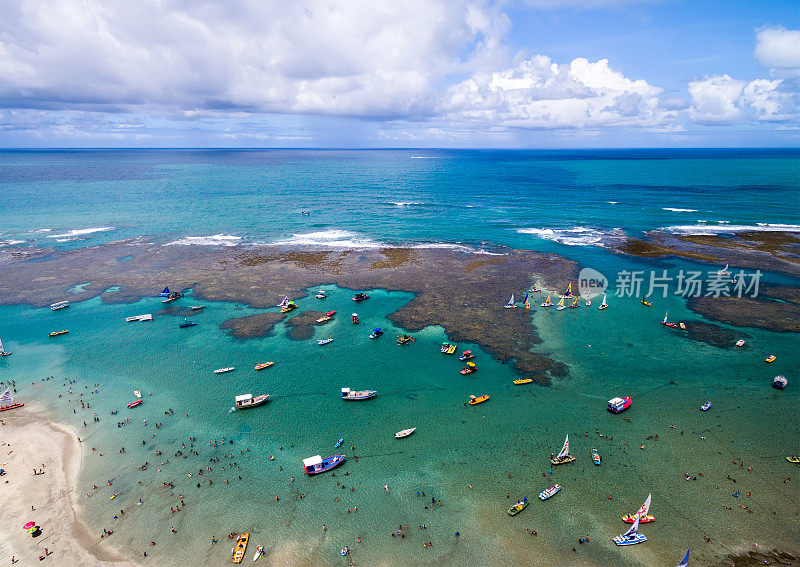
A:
0 404 136 567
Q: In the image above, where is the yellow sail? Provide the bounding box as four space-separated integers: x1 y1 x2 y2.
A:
557 296 565 306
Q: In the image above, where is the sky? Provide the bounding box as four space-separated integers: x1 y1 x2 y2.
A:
0 0 798 148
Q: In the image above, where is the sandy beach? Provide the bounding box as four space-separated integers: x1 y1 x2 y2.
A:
0 404 136 567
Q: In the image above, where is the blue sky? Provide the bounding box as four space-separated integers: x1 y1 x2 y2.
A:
0 0 797 148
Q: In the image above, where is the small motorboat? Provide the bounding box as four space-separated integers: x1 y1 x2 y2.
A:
214 367 235 374
773 375 788 390
335 438 344 448
316 315 332 323
254 362 274 370
538 484 560 500
127 399 143 409
735 339 745 347
467 394 490 405
786 456 800 464
341 387 376 400
460 362 477 375
352 293 369 302
641 299 652 307
49 300 70 311
318 336 334 345
458 350 474 361
513 378 533 385
700 401 713 411
315 291 327 299
134 390 142 398
396 334 413 345
179 319 197 328
369 328 383 339
765 355 776 363
341 547 349 557
189 305 205 311
126 314 152 322
395 427 416 438
679 322 686 330
351 313 359 324
508 497 528 516
613 515 647 546
591 448 601 465
234 394 270 409
232 532 249 564
48 330 68 337
302 454 345 475
607 396 631 413
252 545 264 562
622 494 655 524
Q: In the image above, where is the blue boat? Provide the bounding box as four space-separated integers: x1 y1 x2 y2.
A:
613 514 647 546
335 438 344 448
700 401 712 411
302 454 345 475
158 286 171 297
179 319 197 328
369 328 383 339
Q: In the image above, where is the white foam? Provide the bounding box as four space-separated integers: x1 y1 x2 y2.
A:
30 228 52 234
389 201 423 206
517 226 627 247
0 239 25 246
166 234 243 246
47 227 114 239
410 156 438 159
662 207 698 212
607 201 618 205
664 223 800 235
268 230 384 249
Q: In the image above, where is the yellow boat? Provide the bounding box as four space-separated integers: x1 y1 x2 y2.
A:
787 456 800 464
254 362 274 370
48 330 68 337
641 299 652 307
765 355 776 363
468 394 490 405
513 378 533 385
446 344 457 355
232 532 249 564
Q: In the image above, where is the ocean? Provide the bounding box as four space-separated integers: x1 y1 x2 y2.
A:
0 149 798 566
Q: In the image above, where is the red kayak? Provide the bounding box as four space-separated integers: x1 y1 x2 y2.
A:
127 399 143 409
325 311 336 317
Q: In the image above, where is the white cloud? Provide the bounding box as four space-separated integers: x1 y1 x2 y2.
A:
755 26 800 75
441 55 670 129
688 74 798 124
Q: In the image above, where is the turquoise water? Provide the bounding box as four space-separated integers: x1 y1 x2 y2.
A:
0 149 798 566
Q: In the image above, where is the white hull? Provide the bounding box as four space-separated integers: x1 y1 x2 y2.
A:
214 367 235 374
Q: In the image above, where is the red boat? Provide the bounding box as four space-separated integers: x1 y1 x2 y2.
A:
127 399 143 409
661 313 679 328
607 397 631 413
325 311 336 317
352 313 359 324
352 293 369 302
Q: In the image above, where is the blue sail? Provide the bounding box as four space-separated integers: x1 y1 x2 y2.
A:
676 548 689 567
158 287 171 297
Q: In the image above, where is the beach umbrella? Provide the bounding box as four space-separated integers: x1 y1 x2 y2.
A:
23 521 36 529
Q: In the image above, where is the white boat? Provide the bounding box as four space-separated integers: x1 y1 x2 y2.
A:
134 390 142 398
585 299 591 306
718 263 730 276
49 300 69 311
676 548 690 567
504 294 516 308
190 305 205 311
341 387 376 400
252 545 263 562
318 336 334 345
214 367 235 374
0 337 10 356
550 434 574 465
556 296 566 311
613 513 647 546
277 296 290 309
599 294 608 310
315 291 327 299
735 339 745 347
538 483 560 500
395 427 416 438
540 292 552 307
126 314 152 322
234 393 270 409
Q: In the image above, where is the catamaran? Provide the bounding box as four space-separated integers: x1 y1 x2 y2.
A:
550 434 575 465
0 337 10 356
556 296 566 311
504 294 516 308
0 388 23 412
563 283 573 298
277 296 290 309
613 513 647 545
622 493 654 523
540 292 552 307
569 297 579 309
598 294 608 310
523 292 530 309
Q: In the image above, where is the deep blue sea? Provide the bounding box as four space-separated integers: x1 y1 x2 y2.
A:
0 149 798 567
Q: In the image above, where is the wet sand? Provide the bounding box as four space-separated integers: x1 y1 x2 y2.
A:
0 405 136 567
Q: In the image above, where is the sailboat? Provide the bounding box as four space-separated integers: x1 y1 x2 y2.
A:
569 297 579 309
622 493 655 523
158 286 171 298
0 337 10 356
563 282 573 298
598 294 608 310
504 294 516 309
661 313 678 329
556 296 566 311
540 293 553 307
676 548 690 567
0 388 23 412
277 296 290 309
613 513 647 546
550 434 575 465
523 292 530 310
718 263 730 276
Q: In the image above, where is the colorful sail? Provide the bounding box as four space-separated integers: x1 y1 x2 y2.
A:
523 292 530 309
556 434 570 459
564 282 573 297
676 548 689 567
557 296 565 307
158 286 171 297
636 494 652 520
0 337 4 352
0 388 13 407
277 296 290 308
622 513 640 538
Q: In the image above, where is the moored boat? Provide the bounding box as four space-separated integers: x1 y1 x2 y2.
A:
190 305 205 311
318 336 334 345
369 328 383 339
252 545 264 562
341 387 376 400
49 300 69 311
395 427 416 438
592 448 601 465
303 454 345 475
538 484 560 500
254 362 274 370
458 350 474 361
773 375 787 390
214 367 235 374
460 362 477 375
396 334 413 345
786 456 800 463
735 339 745 347
315 290 327 299
607 396 631 413
700 401 712 411
765 354 776 363
352 293 369 302
234 394 270 409
467 394 490 405
508 497 528 516
48 330 68 337
613 514 647 545
351 313 359 324
622 493 655 524
232 532 249 564
127 399 143 409
446 344 457 355
0 388 24 412
550 434 575 465
513 378 533 385
179 319 197 328
316 315 332 323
